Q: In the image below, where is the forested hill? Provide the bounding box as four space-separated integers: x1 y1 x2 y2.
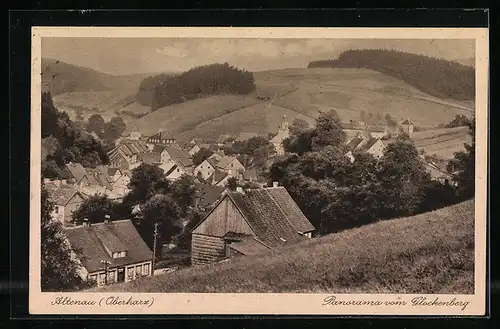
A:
41 58 150 95
136 63 256 110
308 50 475 101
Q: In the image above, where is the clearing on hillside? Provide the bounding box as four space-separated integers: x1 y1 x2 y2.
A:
94 199 474 294
128 68 474 141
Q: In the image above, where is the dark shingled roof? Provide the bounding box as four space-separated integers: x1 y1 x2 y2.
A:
243 168 258 180
196 185 226 209
265 187 316 233
65 163 87 183
140 152 161 165
149 130 177 141
346 137 365 151
359 138 382 152
152 145 166 154
47 184 83 206
64 220 152 273
227 187 314 248
401 119 415 125
228 236 272 256
209 170 228 185
164 147 194 167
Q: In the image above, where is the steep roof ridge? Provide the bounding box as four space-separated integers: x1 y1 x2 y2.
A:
263 187 305 234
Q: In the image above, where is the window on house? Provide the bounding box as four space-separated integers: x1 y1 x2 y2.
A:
54 206 59 214
127 267 134 281
177 169 180 172
135 265 141 277
99 273 106 285
107 270 115 284
231 163 234 167
143 264 150 276
89 274 97 283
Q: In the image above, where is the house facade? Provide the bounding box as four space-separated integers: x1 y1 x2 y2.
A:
64 218 153 287
108 140 150 171
401 119 415 137
190 185 315 265
164 163 186 181
216 156 245 177
344 137 385 162
45 180 86 226
194 159 217 181
208 170 230 187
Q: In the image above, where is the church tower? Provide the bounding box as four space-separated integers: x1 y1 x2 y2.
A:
278 113 289 132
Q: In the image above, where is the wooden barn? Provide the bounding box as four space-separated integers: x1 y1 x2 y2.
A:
190 185 315 265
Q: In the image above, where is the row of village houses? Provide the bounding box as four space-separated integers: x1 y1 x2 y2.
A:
45 115 455 288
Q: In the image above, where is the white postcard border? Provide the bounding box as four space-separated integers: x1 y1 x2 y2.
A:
29 27 489 316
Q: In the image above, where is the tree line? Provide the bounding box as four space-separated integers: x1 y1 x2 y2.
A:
269 110 475 235
308 49 475 101
136 63 256 110
41 92 111 178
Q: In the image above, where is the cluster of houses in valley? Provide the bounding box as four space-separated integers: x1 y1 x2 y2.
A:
44 112 456 288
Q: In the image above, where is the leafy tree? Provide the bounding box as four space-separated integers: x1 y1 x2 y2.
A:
283 129 314 155
41 181 91 291
138 194 183 254
448 117 475 200
86 114 106 137
169 174 197 217
72 194 119 224
377 134 431 217
445 114 472 128
41 159 64 179
192 147 214 166
289 118 310 136
124 163 170 205
103 116 127 141
310 110 346 151
226 177 238 191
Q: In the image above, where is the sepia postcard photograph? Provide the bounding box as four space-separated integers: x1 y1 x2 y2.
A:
29 27 488 316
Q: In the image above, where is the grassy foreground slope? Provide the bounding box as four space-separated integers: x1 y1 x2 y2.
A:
95 199 474 294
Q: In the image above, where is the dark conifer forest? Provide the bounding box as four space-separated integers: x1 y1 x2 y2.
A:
136 63 256 110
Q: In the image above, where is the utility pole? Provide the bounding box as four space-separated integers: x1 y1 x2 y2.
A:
151 222 159 274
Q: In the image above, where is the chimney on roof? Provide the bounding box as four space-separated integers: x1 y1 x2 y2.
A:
104 214 111 225
272 181 279 188
82 218 90 228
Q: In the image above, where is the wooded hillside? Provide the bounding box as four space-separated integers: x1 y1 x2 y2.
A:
136 63 256 110
308 49 475 101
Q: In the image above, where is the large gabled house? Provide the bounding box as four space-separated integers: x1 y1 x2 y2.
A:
64 218 153 287
190 184 315 265
193 158 218 181
215 156 245 177
61 162 92 186
107 140 150 171
344 136 386 162
45 180 87 226
147 130 178 147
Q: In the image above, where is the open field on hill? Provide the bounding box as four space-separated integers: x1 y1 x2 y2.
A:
127 68 474 140
126 95 262 138
404 126 472 160
94 199 474 294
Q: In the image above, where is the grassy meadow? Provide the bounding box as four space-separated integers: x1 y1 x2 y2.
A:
93 199 474 294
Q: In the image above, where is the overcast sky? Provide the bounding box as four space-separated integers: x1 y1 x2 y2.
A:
42 38 475 75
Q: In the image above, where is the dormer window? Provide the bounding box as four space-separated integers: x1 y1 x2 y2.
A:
112 251 127 259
